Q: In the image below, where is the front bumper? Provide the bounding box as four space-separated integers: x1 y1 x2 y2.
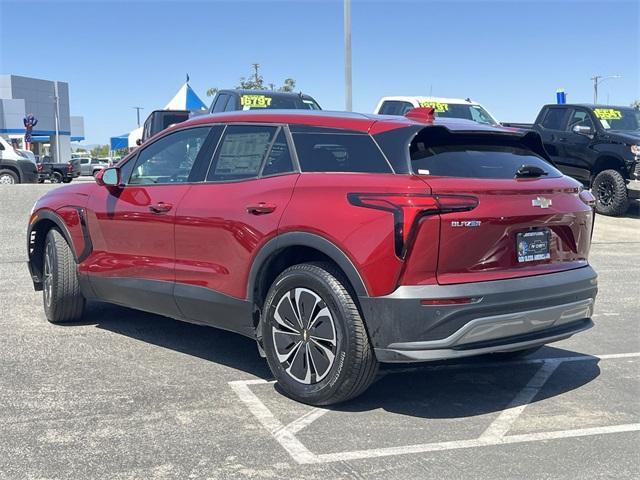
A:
359 266 597 363
626 179 640 199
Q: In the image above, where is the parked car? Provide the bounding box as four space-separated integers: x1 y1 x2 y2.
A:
38 156 81 183
503 104 640 216
27 109 597 405
138 91 322 145
209 89 321 114
0 136 38 184
374 96 500 126
79 157 110 176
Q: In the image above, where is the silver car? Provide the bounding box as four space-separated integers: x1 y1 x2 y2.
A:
79 158 109 176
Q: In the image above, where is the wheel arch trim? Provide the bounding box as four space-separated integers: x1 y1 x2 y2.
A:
246 232 369 302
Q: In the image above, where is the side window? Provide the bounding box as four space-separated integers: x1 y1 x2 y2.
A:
212 94 229 113
567 109 594 131
541 108 569 130
262 130 294 176
80 158 89 164
206 125 277 181
378 101 414 115
224 95 238 111
292 132 392 173
128 127 211 185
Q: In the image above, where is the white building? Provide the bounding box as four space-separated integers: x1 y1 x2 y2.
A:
0 74 85 162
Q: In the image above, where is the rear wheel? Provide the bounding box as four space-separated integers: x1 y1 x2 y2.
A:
62 178 72 183
43 229 85 323
592 169 628 216
262 263 378 405
0 169 18 184
51 171 63 183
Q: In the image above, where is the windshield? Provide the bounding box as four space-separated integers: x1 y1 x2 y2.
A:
239 94 321 111
419 101 499 126
592 107 640 131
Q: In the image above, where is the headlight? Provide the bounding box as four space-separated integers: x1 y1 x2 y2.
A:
631 145 640 156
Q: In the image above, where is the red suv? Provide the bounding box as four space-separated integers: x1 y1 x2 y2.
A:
27 109 598 405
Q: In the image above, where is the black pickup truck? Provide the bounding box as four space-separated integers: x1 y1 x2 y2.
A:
504 104 640 216
37 157 81 184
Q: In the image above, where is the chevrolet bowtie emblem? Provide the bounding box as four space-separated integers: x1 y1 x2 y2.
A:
532 196 552 208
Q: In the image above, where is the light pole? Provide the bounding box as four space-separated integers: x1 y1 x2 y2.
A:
591 75 621 104
53 82 61 164
344 0 352 111
132 106 144 127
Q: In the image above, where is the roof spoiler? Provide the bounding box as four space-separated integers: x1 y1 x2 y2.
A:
405 107 435 123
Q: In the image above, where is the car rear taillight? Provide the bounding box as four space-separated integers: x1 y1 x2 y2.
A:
67 162 73 172
36 163 43 173
347 193 478 257
579 189 596 208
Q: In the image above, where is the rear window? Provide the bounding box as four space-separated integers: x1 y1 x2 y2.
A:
292 132 392 173
410 132 561 179
541 108 569 130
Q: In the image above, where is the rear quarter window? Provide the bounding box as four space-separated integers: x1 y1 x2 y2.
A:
292 132 392 173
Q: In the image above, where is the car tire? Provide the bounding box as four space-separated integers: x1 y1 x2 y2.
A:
42 229 85 324
262 262 378 406
37 179 45 184
592 169 628 216
62 178 72 183
51 171 63 183
0 169 18 184
488 346 541 360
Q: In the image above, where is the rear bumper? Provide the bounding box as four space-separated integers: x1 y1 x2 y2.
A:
626 179 640 199
359 266 598 363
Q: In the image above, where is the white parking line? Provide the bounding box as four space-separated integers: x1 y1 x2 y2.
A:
229 352 640 465
479 360 561 440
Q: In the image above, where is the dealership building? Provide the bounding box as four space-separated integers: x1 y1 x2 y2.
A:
0 74 85 162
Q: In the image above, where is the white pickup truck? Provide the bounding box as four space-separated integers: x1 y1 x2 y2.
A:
374 96 500 126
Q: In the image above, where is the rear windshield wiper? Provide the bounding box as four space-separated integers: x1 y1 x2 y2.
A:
515 164 548 178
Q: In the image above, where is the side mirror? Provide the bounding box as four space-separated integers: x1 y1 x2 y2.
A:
136 139 142 146
95 167 120 187
572 125 593 136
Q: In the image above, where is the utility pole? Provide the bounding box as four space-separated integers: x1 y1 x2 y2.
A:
344 0 352 111
132 106 144 127
252 63 260 84
53 82 60 163
591 75 621 104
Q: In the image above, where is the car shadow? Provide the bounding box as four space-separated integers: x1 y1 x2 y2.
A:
71 302 599 419
72 300 271 379
322 345 600 419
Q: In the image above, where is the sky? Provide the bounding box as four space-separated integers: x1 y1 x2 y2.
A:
1 0 638 145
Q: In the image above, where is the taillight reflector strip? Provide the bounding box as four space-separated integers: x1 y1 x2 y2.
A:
347 192 478 258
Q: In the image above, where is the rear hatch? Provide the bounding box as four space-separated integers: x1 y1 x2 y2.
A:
407 128 594 285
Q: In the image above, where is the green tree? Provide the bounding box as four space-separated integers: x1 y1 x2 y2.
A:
90 145 109 157
207 64 296 96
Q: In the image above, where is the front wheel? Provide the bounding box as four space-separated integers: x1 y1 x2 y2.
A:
592 169 629 216
0 169 18 184
43 229 85 323
262 263 378 406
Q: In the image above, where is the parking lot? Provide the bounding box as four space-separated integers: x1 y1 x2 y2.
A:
1 182 638 479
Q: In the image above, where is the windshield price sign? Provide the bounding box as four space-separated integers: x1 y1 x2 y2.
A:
240 95 273 108
593 108 622 120
419 101 449 113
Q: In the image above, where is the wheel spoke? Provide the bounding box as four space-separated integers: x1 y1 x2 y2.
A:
294 288 319 329
274 295 302 333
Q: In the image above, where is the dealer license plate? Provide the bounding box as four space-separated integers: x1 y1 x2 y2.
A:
517 230 550 263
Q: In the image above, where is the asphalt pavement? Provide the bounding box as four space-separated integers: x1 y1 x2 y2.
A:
1 181 638 479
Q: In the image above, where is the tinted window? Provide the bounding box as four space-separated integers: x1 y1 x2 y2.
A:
129 127 211 184
212 94 229 112
541 108 569 130
262 130 294 176
224 95 238 111
379 101 414 115
207 125 277 181
293 133 392 173
410 135 561 179
567 109 593 131
80 158 89 164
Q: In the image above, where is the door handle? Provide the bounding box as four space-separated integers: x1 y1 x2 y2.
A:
558 137 568 142
149 202 173 214
246 202 277 215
